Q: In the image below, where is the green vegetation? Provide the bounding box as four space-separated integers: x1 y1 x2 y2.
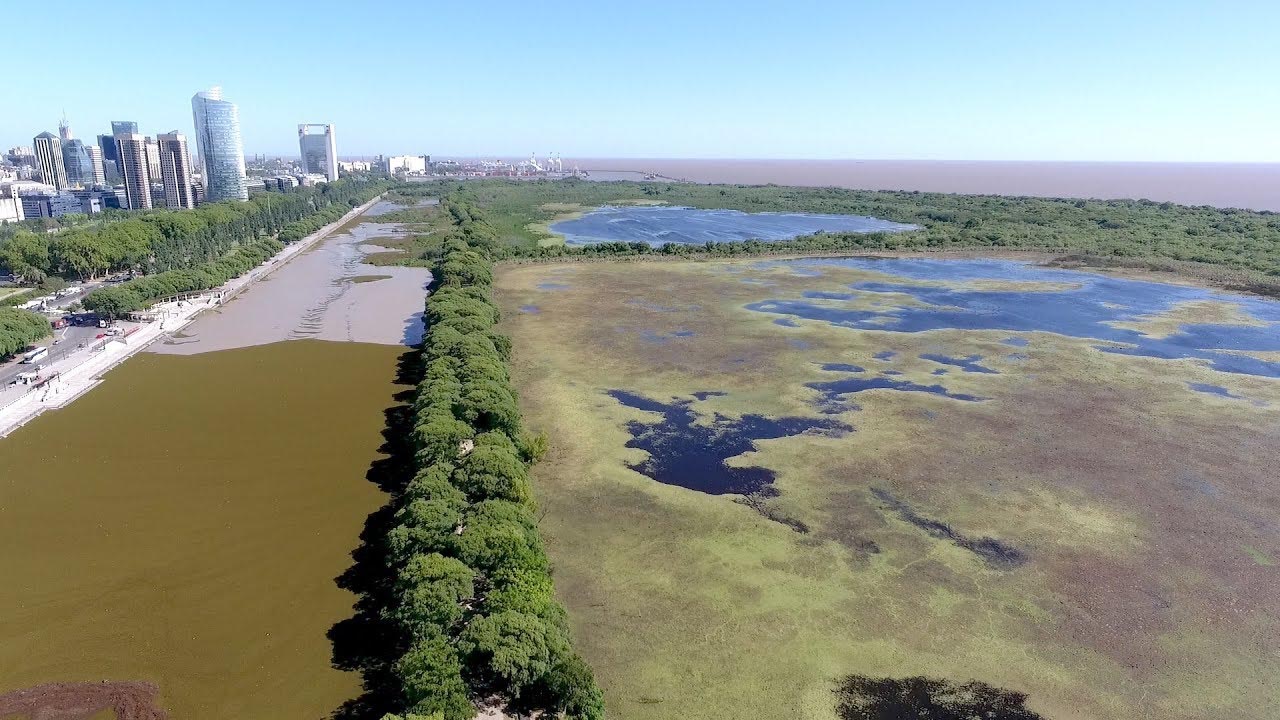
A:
373 218 602 719
0 179 388 285
75 180 388 318
402 180 1280 283
0 306 51 360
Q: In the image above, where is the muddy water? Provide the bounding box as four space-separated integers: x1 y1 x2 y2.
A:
0 340 405 719
151 218 431 355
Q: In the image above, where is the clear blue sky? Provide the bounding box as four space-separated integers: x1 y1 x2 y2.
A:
6 0 1278 162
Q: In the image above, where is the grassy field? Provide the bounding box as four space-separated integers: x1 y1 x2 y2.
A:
495 257 1280 720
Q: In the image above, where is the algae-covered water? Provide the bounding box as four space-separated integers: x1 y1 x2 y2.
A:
0 341 404 720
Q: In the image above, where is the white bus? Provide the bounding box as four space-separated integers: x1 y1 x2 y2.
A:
22 347 49 364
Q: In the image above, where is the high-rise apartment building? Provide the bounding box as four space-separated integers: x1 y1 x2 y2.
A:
145 138 161 185
298 123 338 182
156 132 194 209
86 145 106 185
114 133 152 210
191 86 247 202
33 132 68 190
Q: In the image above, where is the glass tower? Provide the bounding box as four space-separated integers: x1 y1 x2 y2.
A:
62 139 96 187
190 87 248 202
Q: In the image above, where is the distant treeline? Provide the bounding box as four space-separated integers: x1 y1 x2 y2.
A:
0 179 387 284
0 307 51 361
77 181 387 318
374 200 603 719
411 179 1280 277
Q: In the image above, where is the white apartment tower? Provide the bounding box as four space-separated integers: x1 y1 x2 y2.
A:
157 132 195 209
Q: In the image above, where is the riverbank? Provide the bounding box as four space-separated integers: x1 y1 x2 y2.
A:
0 193 385 438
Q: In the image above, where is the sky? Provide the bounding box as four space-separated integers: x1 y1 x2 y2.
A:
5 0 1279 162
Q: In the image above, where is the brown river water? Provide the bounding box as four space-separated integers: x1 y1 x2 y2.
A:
0 204 431 719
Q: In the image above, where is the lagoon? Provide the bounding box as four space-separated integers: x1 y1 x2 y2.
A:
550 205 916 246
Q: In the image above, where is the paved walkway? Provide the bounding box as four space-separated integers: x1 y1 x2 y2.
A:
0 193 384 438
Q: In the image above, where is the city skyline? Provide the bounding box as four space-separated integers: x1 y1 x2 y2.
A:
2 0 1279 162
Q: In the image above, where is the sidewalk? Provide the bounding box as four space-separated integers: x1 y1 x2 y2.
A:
0 193 384 438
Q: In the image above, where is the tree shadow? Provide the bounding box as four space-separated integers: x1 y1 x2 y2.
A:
329 348 423 720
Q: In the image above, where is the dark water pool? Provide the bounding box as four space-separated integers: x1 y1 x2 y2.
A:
747 258 1280 378
608 390 849 495
551 205 917 246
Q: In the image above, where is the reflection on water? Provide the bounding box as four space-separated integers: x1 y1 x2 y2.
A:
747 258 1280 378
551 205 916 246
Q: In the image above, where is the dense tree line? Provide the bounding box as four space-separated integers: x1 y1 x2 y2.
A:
0 307 51 361
74 180 388 318
424 179 1280 277
378 207 603 719
0 179 387 283
82 238 282 317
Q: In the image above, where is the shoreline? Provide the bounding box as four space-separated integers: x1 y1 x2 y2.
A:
0 193 385 438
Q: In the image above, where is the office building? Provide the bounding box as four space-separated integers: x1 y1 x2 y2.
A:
33 132 68 190
100 122 137 164
145 138 161 184
298 123 338 182
61 139 96 187
114 133 152 210
86 144 106 185
191 86 247 202
18 191 99 219
156 132 194 209
58 116 73 142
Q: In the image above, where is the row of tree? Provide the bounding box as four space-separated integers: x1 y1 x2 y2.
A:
75 181 388 318
81 238 283 318
0 179 387 284
0 307 51 361
380 204 603 719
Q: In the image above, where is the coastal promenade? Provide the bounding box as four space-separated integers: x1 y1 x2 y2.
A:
0 193 384 438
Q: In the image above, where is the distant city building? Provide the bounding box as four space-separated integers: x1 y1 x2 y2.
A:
191 86 248 202
298 123 338 182
33 132 68 190
385 155 427 174
58 116 73 142
61 139 96 187
156 131 194 209
337 160 371 173
6 146 35 165
297 173 328 187
86 144 106 185
19 191 99 218
114 133 153 210
192 181 205 206
100 122 137 165
0 185 23 223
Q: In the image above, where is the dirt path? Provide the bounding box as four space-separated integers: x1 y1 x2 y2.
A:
0 681 166 719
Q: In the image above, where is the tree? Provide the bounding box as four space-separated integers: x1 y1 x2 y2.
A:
457 610 556 691
396 631 475 720
0 231 51 282
391 553 475 630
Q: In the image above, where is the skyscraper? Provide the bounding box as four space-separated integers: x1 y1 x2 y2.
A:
33 132 68 190
298 123 338 182
86 145 106 185
157 132 195 209
114 133 152 210
191 86 247 202
58 116 73 142
100 122 137 165
61 138 96 187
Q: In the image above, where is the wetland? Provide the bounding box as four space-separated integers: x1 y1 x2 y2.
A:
496 254 1280 720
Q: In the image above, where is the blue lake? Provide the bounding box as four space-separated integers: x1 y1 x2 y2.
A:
746 258 1280 378
551 205 917 246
